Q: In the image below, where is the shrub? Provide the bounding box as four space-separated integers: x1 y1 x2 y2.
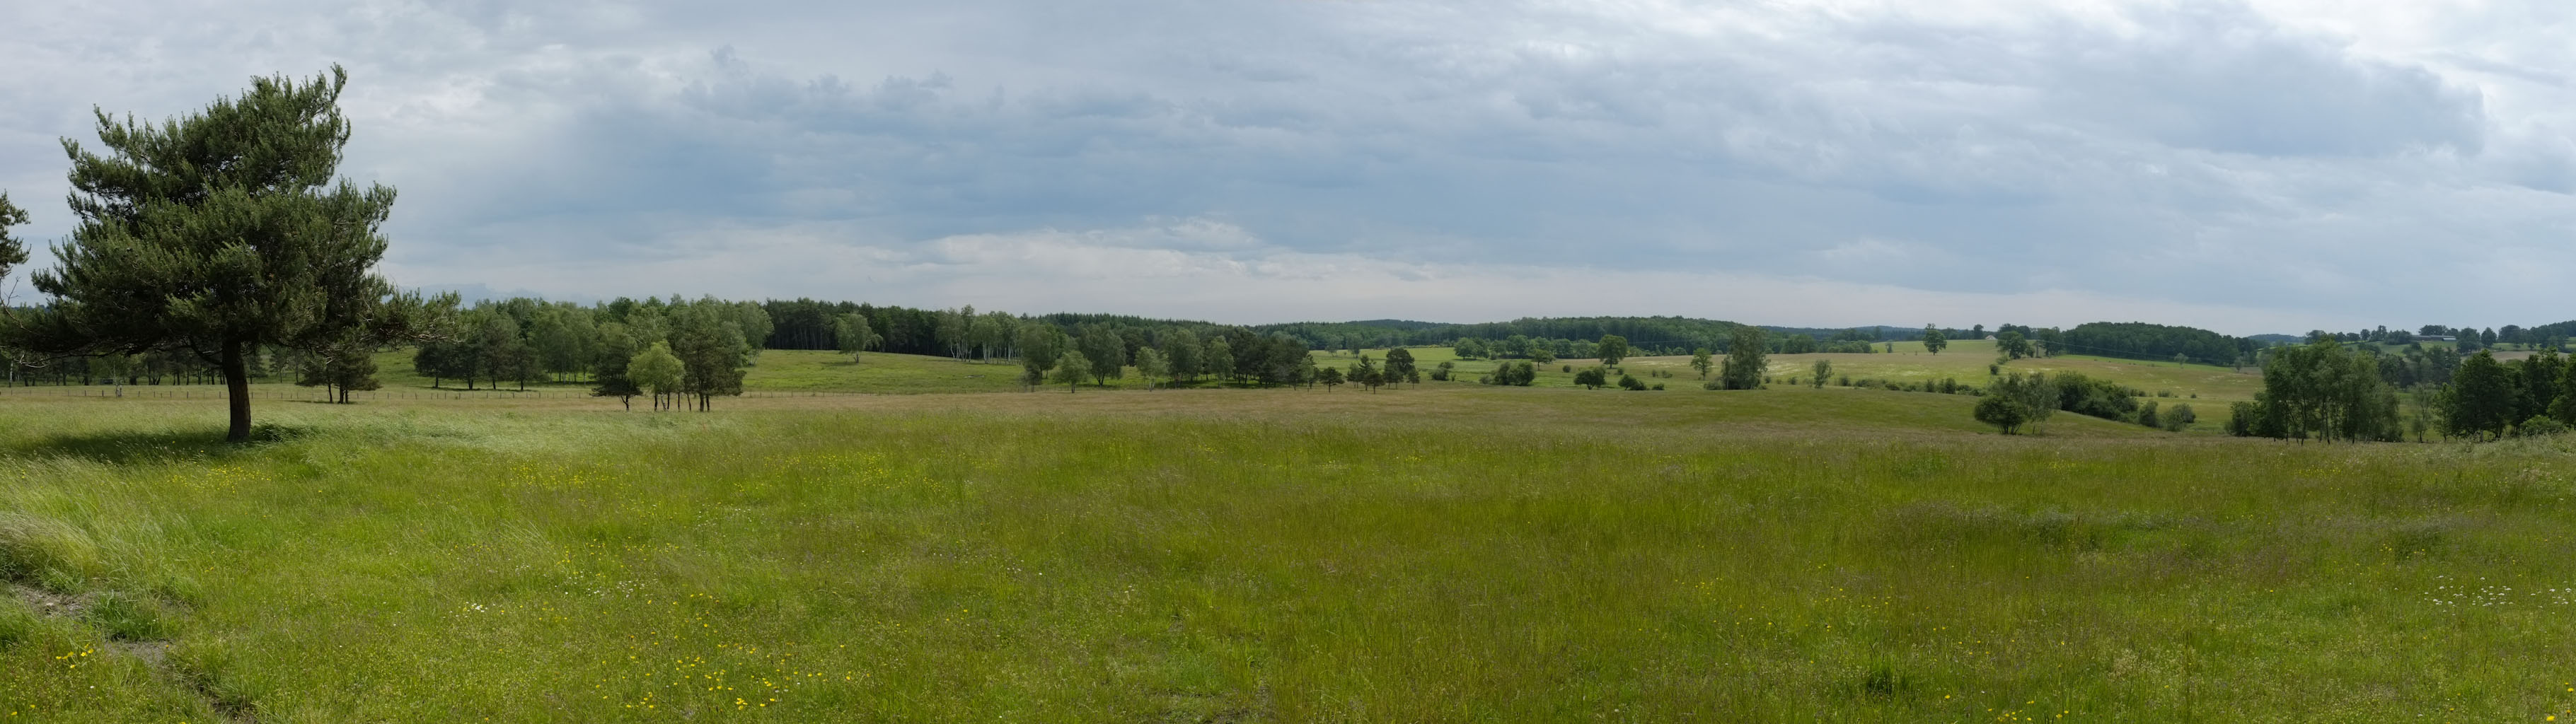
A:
2226 402 2258 436
1702 380 1723 390
1651 383 1665 390
1975 395 2033 434
2137 401 2161 428
2514 416 2571 438
1619 374 1647 391
2164 404 2196 431
1573 368 1608 389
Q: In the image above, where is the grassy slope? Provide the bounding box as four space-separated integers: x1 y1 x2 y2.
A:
5 387 2576 721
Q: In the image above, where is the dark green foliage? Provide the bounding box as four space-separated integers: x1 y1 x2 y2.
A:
1995 331 2035 360
1975 372 2057 435
1573 367 1607 389
1922 325 1946 354
589 322 642 409
2515 416 2570 438
1077 325 1126 386
1594 335 1631 367
1617 373 1646 391
2058 321 2260 365
1384 348 1417 385
1974 395 2033 435
4 66 447 440
2163 404 2196 432
0 192 27 280
2442 351 2516 440
1486 361 1537 387
1318 366 1344 391
669 298 753 410
1350 354 1385 392
2050 372 2140 422
2246 341 2403 443
2137 402 2160 429
1719 327 1767 390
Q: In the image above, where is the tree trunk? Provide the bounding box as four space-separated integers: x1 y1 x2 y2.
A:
222 341 253 442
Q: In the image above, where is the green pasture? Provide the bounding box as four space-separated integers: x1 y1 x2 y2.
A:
3 385 2574 721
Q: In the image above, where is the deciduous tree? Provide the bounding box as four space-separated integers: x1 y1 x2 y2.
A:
1594 335 1631 368
628 341 686 411
1050 350 1091 392
1719 327 1767 390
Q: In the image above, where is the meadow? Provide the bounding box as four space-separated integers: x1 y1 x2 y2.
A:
4 380 2572 722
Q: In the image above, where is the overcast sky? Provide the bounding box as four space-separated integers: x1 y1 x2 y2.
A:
5 1 2570 334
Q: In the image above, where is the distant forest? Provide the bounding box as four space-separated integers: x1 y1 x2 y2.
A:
13 292 2568 392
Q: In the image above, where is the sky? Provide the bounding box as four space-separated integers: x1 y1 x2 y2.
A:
4 0 2571 334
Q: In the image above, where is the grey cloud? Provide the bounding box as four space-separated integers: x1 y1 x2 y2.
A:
2 0 2572 331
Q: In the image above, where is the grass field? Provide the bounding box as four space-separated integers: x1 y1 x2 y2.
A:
4 383 2573 721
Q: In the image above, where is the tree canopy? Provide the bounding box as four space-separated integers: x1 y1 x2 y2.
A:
2 66 447 441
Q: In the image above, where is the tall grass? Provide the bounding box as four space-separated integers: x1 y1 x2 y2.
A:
1 389 2572 721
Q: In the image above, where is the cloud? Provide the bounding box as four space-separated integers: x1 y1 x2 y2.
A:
4 0 2575 333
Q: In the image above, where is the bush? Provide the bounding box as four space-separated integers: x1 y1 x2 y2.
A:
2137 401 2161 428
1702 380 1723 390
1651 383 1665 390
2164 404 2196 431
1618 374 1646 390
2514 416 2571 438
1975 395 2034 434
2226 401 2258 436
1573 368 1608 389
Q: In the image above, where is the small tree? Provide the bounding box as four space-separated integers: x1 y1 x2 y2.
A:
1810 359 1832 389
1719 327 1768 390
1431 361 1455 381
1203 339 1235 385
1573 367 1607 389
1351 354 1383 392
1384 348 1417 386
1595 335 1631 368
1996 330 2034 360
835 313 880 363
1974 395 2032 434
1135 346 1169 390
1051 349 1092 392
1690 348 1713 378
628 342 686 411
1922 325 1947 354
1617 373 1646 390
1319 366 1344 392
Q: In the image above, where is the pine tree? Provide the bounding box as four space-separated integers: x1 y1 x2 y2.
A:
0 192 27 280
4 67 447 440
